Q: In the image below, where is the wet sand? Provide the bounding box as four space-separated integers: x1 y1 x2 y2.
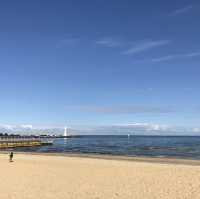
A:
1 153 200 199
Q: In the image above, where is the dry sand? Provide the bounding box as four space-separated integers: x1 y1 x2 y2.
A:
1 153 200 199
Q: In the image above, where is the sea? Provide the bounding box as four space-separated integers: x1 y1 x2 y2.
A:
4 135 200 159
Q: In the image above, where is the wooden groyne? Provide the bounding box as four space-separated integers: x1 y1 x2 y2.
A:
0 138 53 148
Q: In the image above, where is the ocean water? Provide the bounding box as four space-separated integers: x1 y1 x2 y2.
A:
4 135 200 159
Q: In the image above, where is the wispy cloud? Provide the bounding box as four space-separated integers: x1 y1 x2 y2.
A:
151 51 200 63
169 5 193 16
185 52 200 57
151 55 181 62
65 105 174 114
96 37 123 47
123 40 170 55
96 38 170 56
133 51 200 64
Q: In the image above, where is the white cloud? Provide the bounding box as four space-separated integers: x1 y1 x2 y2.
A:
192 128 200 133
185 52 200 57
96 38 170 56
152 52 200 62
169 5 193 16
0 124 33 130
96 37 123 47
71 123 174 135
123 40 170 55
118 123 170 132
0 124 13 130
20 124 33 129
134 51 200 64
151 55 180 62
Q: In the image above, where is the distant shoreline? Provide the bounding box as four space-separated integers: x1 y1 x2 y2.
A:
1 151 200 166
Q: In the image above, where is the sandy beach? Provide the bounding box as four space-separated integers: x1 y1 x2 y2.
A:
1 153 200 199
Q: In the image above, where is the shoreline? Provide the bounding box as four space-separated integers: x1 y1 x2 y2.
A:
1 150 200 166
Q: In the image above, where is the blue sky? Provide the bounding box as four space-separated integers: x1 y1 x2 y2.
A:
0 0 200 131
